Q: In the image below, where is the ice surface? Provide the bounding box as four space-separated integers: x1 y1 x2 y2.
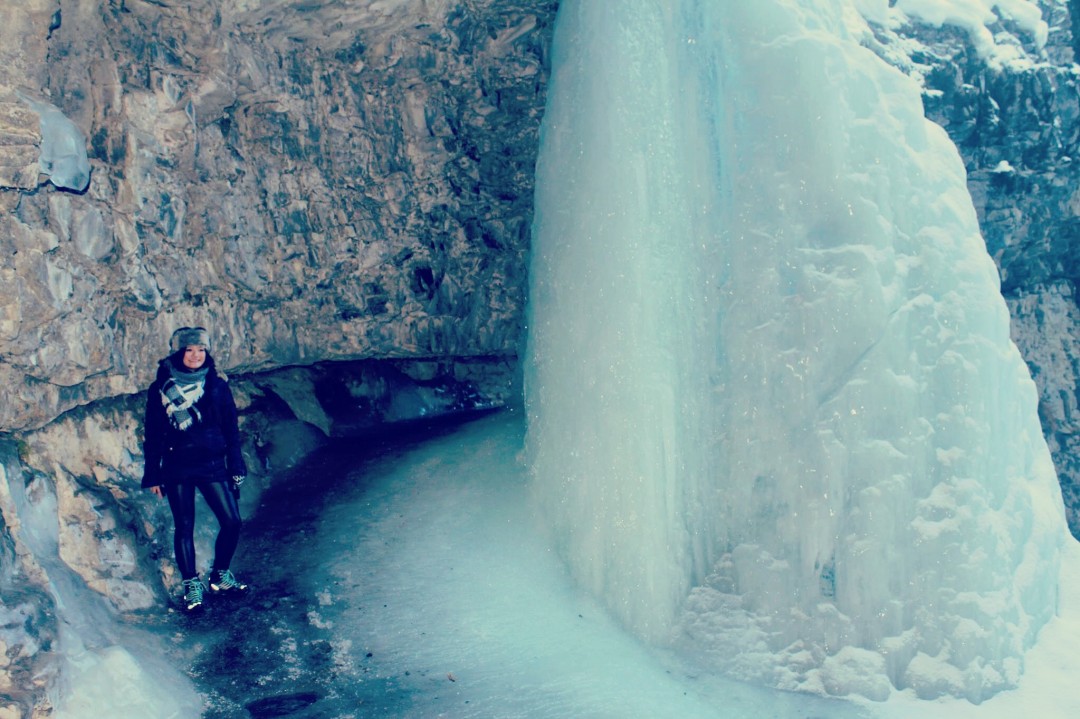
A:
525 0 1068 703
38 412 1080 718
307 413 873 718
16 92 91 192
55 643 201 719
2 445 199 719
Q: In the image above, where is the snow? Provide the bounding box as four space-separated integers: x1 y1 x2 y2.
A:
849 0 1050 76
873 0 1048 66
527 0 1070 707
894 0 1048 50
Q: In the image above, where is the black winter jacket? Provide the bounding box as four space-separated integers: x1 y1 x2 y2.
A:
141 352 247 488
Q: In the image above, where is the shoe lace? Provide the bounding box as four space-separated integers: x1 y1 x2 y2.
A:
213 569 240 589
183 578 204 605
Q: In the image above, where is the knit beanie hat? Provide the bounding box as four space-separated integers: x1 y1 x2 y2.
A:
170 326 211 352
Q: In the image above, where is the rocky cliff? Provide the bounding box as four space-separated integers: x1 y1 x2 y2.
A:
0 1 552 716
0 0 552 432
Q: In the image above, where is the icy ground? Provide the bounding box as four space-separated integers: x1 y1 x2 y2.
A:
129 410 1079 718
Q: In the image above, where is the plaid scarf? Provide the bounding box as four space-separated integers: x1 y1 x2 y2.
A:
160 364 208 431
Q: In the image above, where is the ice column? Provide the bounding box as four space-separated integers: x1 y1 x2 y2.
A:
525 0 1066 702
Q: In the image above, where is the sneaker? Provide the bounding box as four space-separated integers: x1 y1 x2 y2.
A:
182 577 205 611
209 569 248 593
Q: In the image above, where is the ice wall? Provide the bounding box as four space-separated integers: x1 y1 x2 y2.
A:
525 0 1067 702
0 441 200 718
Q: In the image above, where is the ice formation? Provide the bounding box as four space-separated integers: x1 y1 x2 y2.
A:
17 92 91 192
525 0 1067 702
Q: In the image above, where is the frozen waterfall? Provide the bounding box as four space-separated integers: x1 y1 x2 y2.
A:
524 0 1068 703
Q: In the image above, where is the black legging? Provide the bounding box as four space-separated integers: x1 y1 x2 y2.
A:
165 480 242 580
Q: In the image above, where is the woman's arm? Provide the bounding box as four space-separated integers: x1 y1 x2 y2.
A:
218 380 248 479
141 383 167 488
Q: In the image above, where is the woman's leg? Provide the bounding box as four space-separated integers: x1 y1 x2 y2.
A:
198 480 243 572
164 483 198 579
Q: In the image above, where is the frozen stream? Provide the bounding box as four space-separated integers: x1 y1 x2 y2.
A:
156 410 871 718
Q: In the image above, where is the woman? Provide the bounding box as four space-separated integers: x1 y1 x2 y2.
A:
141 326 249 611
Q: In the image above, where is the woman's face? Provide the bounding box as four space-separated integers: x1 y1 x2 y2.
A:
182 345 207 370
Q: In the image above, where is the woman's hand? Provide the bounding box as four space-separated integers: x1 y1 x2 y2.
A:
149 486 164 498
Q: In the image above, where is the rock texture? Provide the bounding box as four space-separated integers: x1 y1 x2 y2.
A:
0 0 552 433
0 1 551 715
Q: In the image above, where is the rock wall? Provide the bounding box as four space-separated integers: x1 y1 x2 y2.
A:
0 1 552 715
0 0 553 433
